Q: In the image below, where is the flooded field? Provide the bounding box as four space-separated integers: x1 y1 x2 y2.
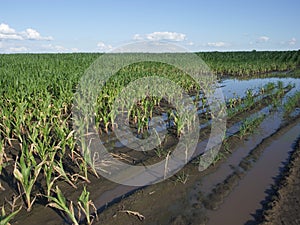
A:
92 77 300 225
1 53 300 225
2 75 298 225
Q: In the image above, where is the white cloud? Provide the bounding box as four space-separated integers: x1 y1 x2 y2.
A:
71 47 79 52
22 28 53 41
133 34 143 41
0 33 23 40
133 31 186 42
279 38 297 47
41 44 68 52
97 41 112 52
0 23 53 41
9 46 28 52
54 45 67 51
0 23 16 34
0 23 23 40
257 36 270 43
207 42 228 47
289 37 296 45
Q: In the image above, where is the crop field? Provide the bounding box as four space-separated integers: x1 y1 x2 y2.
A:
0 51 300 225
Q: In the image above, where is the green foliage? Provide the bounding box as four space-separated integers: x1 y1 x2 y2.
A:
239 115 265 139
175 171 189 184
284 91 300 114
47 186 79 225
13 146 44 211
78 186 97 225
0 204 22 225
197 50 300 76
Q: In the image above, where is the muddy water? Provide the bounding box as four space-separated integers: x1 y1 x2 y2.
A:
206 122 300 225
191 107 276 195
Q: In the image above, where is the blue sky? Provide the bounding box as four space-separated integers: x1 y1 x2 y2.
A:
0 0 299 53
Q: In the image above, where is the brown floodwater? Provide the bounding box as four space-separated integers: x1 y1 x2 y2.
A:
198 110 279 195
206 122 300 225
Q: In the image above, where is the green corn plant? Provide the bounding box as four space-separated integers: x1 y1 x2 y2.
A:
47 186 79 225
238 115 265 139
13 152 44 211
174 114 185 137
63 130 77 161
136 109 144 134
11 101 28 143
0 140 6 176
265 82 275 91
0 200 22 225
79 137 99 181
0 113 14 146
102 113 110 133
244 89 254 106
0 140 10 191
148 100 154 118
175 171 189 184
108 108 117 131
222 138 231 153
44 160 60 196
154 147 168 158
277 80 284 89
284 91 300 114
239 119 253 139
53 159 77 188
201 97 207 109
77 153 91 183
78 186 97 225
212 152 225 166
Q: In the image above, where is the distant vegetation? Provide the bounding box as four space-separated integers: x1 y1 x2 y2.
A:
197 50 300 76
